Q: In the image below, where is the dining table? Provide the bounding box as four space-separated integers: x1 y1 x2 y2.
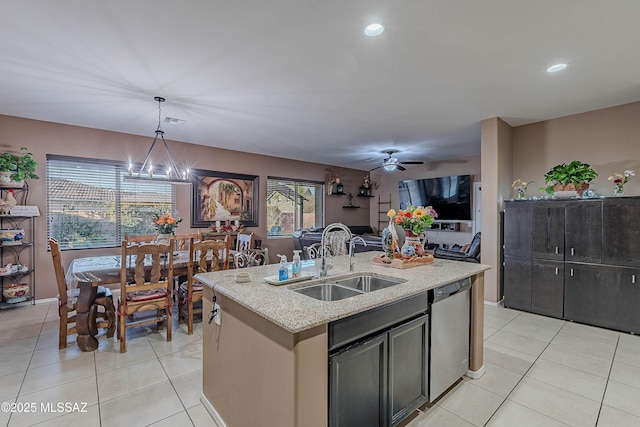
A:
66 249 233 351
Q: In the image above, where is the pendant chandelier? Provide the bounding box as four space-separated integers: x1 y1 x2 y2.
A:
124 96 190 184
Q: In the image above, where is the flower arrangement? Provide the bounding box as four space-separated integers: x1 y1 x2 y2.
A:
208 223 242 233
512 179 534 199
608 170 635 195
152 213 182 235
387 205 438 236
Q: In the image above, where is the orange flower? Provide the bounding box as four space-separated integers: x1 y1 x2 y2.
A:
167 218 176 224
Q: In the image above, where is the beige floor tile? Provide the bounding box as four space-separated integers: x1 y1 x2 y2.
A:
540 341 612 378
147 410 195 426
187 403 219 427
0 323 43 343
486 400 569 427
483 342 537 375
618 333 640 352
0 408 10 427
20 353 97 395
597 404 640 427
610 360 640 389
40 318 60 334
171 369 203 409
484 305 520 321
484 326 498 340
551 332 616 361
486 329 548 357
158 340 203 379
484 313 514 330
9 376 98 427
508 377 600 427
99 381 184 427
614 344 640 369
148 328 202 357
97 358 169 402
514 312 565 329
603 379 640 418
407 406 474 427
0 371 26 402
501 317 562 342
560 321 620 346
30 403 100 427
437 381 504 426
470 362 522 397
34 331 62 351
94 338 156 374
526 358 607 402
0 351 31 376
0 336 37 358
29 345 94 370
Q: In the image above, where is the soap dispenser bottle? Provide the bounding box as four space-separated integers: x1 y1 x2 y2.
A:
292 250 302 278
278 254 289 281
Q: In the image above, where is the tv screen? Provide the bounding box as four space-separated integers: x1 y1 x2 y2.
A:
399 175 472 221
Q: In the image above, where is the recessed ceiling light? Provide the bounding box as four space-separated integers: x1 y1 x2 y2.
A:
547 63 567 73
364 23 385 37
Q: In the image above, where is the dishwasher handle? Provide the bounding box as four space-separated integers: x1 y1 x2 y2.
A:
430 278 471 303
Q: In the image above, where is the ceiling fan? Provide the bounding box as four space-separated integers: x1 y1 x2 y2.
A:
371 150 424 171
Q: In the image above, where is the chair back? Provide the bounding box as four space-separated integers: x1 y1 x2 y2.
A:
124 233 157 244
49 238 68 300
234 248 269 268
121 240 174 293
304 243 332 260
190 236 231 274
173 232 202 251
236 232 254 252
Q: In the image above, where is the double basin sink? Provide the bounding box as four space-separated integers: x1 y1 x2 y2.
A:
293 273 407 301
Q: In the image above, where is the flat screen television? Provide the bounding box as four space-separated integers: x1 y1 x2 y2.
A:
398 175 472 221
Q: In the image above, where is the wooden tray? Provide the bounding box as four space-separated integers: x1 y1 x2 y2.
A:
372 254 434 269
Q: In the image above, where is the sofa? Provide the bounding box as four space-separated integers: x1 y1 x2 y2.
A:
433 232 481 263
292 225 383 259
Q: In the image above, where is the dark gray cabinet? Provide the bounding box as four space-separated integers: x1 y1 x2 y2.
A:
504 201 532 257
388 315 429 426
602 198 640 267
504 197 640 333
531 260 564 318
330 334 387 427
503 256 532 311
532 202 565 260
565 200 602 263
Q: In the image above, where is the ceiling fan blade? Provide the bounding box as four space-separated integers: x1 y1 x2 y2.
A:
400 161 424 165
397 165 407 171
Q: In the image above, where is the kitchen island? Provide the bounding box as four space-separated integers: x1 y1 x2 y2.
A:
196 252 489 427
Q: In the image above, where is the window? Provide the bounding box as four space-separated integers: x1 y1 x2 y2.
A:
266 177 323 237
47 155 176 250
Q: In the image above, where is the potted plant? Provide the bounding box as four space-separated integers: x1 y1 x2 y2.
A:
541 160 598 195
0 147 39 187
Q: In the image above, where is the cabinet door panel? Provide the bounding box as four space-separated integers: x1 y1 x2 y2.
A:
532 202 565 260
608 267 640 334
565 200 602 263
504 201 532 258
388 315 428 426
603 199 640 267
330 334 387 427
564 264 618 330
503 256 532 311
532 260 564 318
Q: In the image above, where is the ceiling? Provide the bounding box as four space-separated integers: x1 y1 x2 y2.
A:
1 1 639 171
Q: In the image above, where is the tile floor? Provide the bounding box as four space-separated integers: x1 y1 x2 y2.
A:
1 301 639 426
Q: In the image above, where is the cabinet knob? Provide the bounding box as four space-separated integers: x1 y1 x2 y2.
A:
555 246 559 255
633 274 636 285
555 267 559 275
570 268 574 277
570 248 575 256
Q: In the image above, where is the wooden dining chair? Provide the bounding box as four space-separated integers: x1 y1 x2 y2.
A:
233 248 270 268
123 233 157 244
178 236 230 334
235 231 254 252
118 240 174 353
49 238 116 349
173 232 202 251
304 243 332 260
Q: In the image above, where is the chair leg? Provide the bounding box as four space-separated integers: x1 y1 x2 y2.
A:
178 289 185 325
166 305 172 342
187 300 193 335
104 297 116 338
119 310 126 354
59 305 68 350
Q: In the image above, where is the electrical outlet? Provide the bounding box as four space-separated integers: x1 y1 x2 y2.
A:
214 303 221 326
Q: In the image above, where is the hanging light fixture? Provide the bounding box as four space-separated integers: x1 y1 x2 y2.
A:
124 96 190 184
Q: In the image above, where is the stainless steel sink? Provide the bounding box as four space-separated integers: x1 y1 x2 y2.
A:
293 284 363 301
334 274 406 292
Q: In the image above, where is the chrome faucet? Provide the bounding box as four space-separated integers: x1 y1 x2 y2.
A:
319 223 352 277
349 236 367 271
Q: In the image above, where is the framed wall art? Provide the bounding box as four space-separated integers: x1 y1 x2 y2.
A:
191 169 259 228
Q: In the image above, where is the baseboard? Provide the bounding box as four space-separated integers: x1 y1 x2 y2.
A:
466 365 485 379
35 297 57 304
201 393 227 427
484 299 501 307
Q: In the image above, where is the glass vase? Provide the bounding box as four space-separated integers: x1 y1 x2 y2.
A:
614 185 624 196
517 189 526 200
401 231 425 258
157 233 172 246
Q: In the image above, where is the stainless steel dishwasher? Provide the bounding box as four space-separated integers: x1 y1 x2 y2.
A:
429 278 471 401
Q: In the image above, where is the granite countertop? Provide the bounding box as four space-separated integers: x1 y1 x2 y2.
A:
195 252 490 334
